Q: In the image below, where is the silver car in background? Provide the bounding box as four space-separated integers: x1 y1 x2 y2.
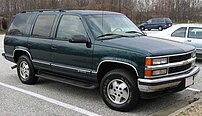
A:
147 24 202 59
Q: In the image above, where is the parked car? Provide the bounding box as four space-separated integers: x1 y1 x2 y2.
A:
2 10 199 111
147 24 202 59
139 18 172 31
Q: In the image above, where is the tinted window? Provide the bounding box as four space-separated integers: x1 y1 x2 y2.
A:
165 18 172 23
188 27 202 39
85 14 141 37
7 13 31 36
152 18 159 23
147 19 152 23
56 15 87 40
158 18 164 22
32 15 56 38
171 27 187 37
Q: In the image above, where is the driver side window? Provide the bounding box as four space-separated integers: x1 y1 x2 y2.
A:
56 15 87 40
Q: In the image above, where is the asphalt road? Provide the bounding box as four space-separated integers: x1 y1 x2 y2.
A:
0 35 201 116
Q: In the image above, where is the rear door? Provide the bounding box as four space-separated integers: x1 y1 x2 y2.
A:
185 27 202 53
28 13 58 70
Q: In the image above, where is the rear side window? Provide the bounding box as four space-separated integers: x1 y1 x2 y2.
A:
7 13 31 36
152 18 159 23
158 18 164 22
188 27 202 39
171 27 187 37
32 15 56 38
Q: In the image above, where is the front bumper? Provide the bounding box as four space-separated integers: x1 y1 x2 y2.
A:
138 66 200 92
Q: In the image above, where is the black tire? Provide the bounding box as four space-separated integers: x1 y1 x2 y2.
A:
158 26 163 31
140 26 145 31
100 69 139 111
17 55 38 84
148 29 151 31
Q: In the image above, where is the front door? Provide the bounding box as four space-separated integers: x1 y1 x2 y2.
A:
51 14 93 80
170 27 187 43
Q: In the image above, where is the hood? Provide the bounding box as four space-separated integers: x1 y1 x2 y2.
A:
97 36 195 56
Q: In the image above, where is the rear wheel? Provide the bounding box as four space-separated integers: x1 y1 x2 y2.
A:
158 26 163 31
17 55 38 84
100 69 139 111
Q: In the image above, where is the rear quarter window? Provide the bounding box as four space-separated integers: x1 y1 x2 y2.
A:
165 18 172 23
7 13 32 36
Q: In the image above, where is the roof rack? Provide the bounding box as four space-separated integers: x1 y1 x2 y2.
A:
21 9 66 13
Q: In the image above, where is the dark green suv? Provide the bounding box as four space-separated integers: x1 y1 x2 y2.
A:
2 10 200 111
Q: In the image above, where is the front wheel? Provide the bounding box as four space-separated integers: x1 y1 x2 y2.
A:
140 26 145 31
100 69 139 111
17 55 38 84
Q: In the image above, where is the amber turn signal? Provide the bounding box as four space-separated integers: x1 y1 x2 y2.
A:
144 70 152 76
145 58 152 66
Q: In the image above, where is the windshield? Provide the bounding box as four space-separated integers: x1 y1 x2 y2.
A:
84 14 143 39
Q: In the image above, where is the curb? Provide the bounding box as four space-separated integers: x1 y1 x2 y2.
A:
169 98 202 116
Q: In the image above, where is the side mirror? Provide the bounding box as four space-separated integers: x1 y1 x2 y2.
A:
69 35 88 43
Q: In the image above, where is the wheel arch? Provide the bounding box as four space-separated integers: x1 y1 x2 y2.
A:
13 48 32 63
96 60 139 83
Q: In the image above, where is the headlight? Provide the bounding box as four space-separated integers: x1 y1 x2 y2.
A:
153 58 168 65
145 69 167 76
152 69 167 76
145 57 168 66
145 57 168 77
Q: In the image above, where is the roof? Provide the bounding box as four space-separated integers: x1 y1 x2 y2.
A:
64 10 122 15
21 9 122 15
172 24 202 27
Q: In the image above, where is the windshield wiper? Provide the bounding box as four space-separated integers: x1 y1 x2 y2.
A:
125 31 146 36
96 33 128 40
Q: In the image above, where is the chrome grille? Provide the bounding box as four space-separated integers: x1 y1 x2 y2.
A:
169 53 191 63
168 63 192 74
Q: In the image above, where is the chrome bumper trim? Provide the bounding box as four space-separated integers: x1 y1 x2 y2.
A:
138 66 200 92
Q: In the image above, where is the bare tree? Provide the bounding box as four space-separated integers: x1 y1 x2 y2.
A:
0 0 201 29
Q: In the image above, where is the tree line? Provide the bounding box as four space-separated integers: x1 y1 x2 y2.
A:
0 0 201 30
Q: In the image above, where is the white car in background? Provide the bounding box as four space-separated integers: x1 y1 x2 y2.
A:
147 24 202 59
